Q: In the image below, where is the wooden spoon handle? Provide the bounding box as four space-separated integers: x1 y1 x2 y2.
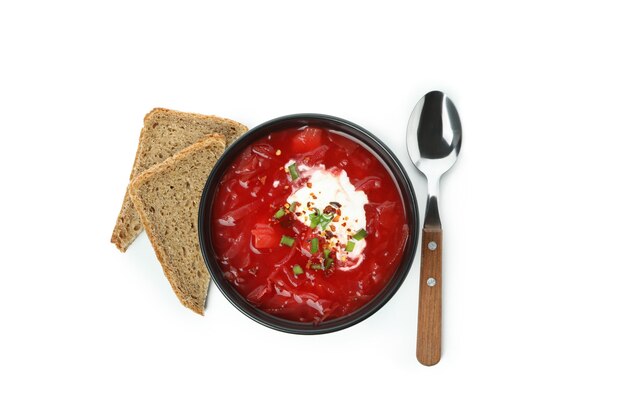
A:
417 227 442 366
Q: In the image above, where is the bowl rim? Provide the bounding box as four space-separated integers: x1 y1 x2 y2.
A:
198 113 419 334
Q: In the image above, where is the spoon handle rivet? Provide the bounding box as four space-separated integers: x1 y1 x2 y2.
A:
427 241 437 250
427 277 437 287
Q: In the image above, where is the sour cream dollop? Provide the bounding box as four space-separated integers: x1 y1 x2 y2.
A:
286 162 368 268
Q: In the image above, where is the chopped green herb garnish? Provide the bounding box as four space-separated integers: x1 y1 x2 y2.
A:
310 238 319 254
353 228 367 240
346 240 356 252
309 209 321 229
293 264 303 275
319 213 334 230
324 257 334 269
289 202 297 212
309 208 333 230
310 217 320 229
310 263 323 270
274 208 286 219
280 235 295 247
309 214 320 229
323 249 331 259
288 163 299 180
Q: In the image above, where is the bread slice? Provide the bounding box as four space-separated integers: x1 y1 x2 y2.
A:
129 135 226 315
112 108 247 252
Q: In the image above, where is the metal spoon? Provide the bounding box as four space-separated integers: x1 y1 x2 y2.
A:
406 91 462 365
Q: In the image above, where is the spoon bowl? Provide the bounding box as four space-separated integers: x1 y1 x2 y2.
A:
407 91 462 178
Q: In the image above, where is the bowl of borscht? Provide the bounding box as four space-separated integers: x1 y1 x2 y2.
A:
199 114 418 334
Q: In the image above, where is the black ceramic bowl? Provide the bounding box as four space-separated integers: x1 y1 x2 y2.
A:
198 114 418 334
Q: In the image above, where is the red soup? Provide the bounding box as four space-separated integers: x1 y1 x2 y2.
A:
211 126 409 323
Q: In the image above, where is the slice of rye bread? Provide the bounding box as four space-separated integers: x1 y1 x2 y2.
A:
129 135 226 315
112 108 247 252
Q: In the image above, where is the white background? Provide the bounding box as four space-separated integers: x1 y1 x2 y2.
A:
1 1 625 415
